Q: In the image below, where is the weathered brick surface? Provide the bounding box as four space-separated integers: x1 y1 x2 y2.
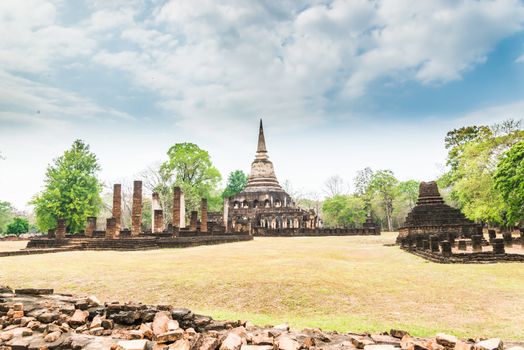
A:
201 199 208 233
154 210 164 233
85 217 96 238
113 184 122 233
56 218 66 240
132 181 143 236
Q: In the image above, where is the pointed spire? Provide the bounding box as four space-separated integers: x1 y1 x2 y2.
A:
257 118 267 154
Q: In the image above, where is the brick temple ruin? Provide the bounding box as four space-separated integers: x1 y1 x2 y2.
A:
17 120 380 254
226 120 380 236
397 182 524 263
24 183 252 252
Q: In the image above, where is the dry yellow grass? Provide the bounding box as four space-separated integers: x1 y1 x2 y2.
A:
1 233 523 339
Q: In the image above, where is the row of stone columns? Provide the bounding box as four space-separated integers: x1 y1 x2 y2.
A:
101 183 209 238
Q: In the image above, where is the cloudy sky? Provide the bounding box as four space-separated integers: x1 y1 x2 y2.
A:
1 0 524 209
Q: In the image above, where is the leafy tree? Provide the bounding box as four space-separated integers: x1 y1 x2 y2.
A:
160 143 222 213
0 201 14 235
396 180 419 210
369 170 398 231
222 170 248 198
6 217 29 235
322 195 366 228
353 167 374 209
442 125 491 185
494 140 524 226
443 121 523 225
31 140 103 233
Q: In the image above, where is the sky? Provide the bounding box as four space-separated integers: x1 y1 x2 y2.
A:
1 0 524 209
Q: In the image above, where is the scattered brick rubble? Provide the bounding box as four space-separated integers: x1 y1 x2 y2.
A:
0 287 522 350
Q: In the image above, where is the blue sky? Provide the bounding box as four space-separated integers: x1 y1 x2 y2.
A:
1 0 524 209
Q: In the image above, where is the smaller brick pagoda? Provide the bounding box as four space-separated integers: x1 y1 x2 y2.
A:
397 181 481 242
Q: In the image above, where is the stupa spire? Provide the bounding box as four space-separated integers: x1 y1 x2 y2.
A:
257 119 267 155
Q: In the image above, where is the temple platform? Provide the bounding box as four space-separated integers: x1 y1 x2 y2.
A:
8 233 253 254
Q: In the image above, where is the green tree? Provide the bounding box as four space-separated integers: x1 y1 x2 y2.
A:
369 170 398 231
222 170 248 198
443 121 523 225
0 201 14 235
160 143 222 213
6 217 29 235
494 140 524 226
31 140 103 233
322 195 366 228
353 167 374 210
396 180 419 210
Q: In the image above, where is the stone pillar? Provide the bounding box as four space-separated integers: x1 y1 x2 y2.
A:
153 210 164 233
151 192 160 231
488 229 496 243
457 239 467 251
520 229 524 248
440 240 452 256
502 232 513 248
47 229 56 239
201 198 208 233
106 217 117 239
492 238 505 254
223 198 229 232
56 218 66 240
471 235 483 252
422 239 429 250
190 211 198 232
112 184 122 233
85 217 97 238
173 187 182 229
131 181 142 236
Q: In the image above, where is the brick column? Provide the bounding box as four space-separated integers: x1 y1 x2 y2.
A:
131 180 142 236
223 198 229 232
471 235 483 252
151 192 160 231
190 211 198 231
502 232 513 248
492 238 505 254
201 198 208 233
488 229 496 243
440 240 452 256
85 217 97 238
153 209 164 233
106 217 117 239
56 218 66 240
173 186 182 228
112 184 122 234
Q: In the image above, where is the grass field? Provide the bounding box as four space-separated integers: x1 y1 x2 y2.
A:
1 233 523 339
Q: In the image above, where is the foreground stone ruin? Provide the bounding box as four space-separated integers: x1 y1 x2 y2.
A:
1 288 522 350
396 183 524 264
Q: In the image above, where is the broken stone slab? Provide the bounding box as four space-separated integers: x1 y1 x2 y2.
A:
116 339 149 350
348 335 375 349
168 338 191 350
436 333 458 348
454 341 474 350
69 309 89 327
156 329 184 344
14 289 54 295
474 339 503 350
364 345 400 350
221 332 244 350
153 311 172 336
44 330 62 342
241 345 274 350
391 330 410 339
276 334 300 350
199 336 220 350
371 335 401 346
